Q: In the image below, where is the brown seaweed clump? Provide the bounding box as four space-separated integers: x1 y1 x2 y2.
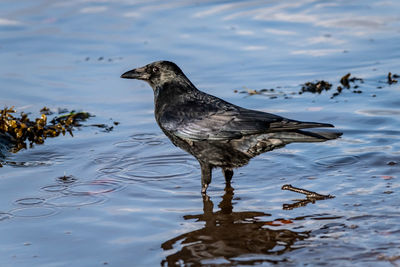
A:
0 107 91 152
330 73 364 98
299 80 332 94
340 73 364 89
387 72 399 84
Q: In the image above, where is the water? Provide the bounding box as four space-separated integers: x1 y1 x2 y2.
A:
1 0 400 266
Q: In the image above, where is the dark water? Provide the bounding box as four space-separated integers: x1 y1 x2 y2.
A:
1 1 400 266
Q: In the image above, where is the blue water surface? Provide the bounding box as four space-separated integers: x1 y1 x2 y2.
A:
1 1 400 266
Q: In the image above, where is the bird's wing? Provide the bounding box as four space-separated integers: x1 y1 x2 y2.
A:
159 96 333 141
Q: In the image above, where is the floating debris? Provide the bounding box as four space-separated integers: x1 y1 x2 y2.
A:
40 106 53 115
340 73 364 89
234 72 394 100
90 124 114 132
246 88 274 95
50 111 91 125
57 174 77 184
234 87 279 99
330 74 363 98
387 72 398 84
0 107 93 153
300 80 332 94
340 73 352 88
281 184 334 210
82 56 123 63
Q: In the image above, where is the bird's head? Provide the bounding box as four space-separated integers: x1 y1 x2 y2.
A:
121 61 191 90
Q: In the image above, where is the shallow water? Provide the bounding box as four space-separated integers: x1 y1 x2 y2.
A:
1 0 400 266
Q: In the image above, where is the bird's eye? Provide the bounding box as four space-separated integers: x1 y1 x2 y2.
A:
152 67 159 73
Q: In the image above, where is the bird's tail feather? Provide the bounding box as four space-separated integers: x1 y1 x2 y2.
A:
238 130 341 157
269 120 334 131
276 130 342 143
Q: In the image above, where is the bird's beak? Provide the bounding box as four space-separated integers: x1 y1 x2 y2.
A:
120 66 150 80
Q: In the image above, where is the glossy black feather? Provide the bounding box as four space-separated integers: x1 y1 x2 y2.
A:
157 83 333 141
121 61 341 193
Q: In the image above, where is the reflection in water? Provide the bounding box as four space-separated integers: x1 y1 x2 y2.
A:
283 198 317 210
161 188 309 266
282 184 334 210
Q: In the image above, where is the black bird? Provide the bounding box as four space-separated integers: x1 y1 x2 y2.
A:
121 61 341 194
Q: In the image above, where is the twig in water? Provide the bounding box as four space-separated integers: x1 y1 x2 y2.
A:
281 184 334 200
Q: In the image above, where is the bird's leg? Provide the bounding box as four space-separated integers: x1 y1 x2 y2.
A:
222 169 233 189
200 163 212 194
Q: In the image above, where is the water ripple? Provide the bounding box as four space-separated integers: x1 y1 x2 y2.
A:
115 153 198 181
357 109 400 116
46 194 106 207
41 184 68 192
15 197 45 206
56 175 78 184
4 151 70 168
130 133 164 142
65 180 123 195
5 160 53 167
0 212 12 221
113 133 165 148
314 155 360 168
98 167 124 174
94 155 120 164
10 206 59 218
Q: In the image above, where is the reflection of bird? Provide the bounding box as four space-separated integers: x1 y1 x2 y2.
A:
121 61 341 193
160 189 309 265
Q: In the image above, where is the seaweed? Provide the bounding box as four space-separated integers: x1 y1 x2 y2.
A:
387 72 398 84
0 107 93 153
234 87 283 99
300 80 332 94
340 73 352 88
235 72 368 99
340 73 363 88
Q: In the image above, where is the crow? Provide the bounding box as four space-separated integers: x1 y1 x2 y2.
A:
121 61 341 194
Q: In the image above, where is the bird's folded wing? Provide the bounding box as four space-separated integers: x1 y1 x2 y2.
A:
161 106 333 141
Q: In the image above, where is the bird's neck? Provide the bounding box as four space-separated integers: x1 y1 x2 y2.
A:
154 79 197 99
153 80 197 118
